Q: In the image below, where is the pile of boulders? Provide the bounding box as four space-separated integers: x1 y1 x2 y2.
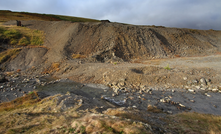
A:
183 77 221 93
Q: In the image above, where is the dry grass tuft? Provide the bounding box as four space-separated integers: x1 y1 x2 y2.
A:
70 113 150 134
72 53 86 59
42 62 60 74
147 105 163 113
0 91 40 112
167 112 221 133
174 54 181 57
0 48 21 64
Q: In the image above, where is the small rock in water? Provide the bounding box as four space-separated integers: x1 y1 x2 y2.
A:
212 88 218 92
190 100 195 103
78 99 83 105
160 98 166 103
188 89 195 92
132 105 137 108
179 103 185 107
167 111 173 114
205 93 211 97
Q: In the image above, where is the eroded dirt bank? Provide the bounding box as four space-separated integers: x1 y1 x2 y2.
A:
3 20 221 66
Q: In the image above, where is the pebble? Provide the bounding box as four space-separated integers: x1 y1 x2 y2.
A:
200 78 207 85
78 99 83 105
195 86 201 89
183 77 187 80
212 88 218 92
188 89 195 92
190 100 195 103
132 105 137 108
179 103 185 107
192 79 198 84
205 93 211 97
167 111 173 114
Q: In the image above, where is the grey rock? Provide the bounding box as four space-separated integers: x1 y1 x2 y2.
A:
205 93 211 97
167 111 173 114
179 103 185 107
192 79 198 84
200 78 207 85
190 100 195 103
195 86 201 89
212 88 218 92
78 99 83 105
188 89 195 92
35 78 41 84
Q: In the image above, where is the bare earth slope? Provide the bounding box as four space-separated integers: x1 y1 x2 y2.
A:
4 20 221 64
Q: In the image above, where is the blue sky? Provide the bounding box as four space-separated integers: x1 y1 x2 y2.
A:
0 0 220 30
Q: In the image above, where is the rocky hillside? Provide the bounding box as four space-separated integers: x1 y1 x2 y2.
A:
3 20 221 68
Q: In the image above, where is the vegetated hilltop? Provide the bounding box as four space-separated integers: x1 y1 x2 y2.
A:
0 10 100 22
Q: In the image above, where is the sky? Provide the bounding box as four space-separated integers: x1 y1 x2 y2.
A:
0 0 221 30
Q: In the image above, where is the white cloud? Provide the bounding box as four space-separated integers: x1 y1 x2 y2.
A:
0 0 220 30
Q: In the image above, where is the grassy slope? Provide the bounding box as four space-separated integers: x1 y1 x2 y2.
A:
0 94 220 133
0 10 100 22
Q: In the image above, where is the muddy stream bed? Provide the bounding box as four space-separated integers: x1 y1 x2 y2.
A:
1 75 221 115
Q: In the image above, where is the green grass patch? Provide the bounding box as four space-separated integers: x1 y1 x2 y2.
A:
0 25 44 46
164 64 171 70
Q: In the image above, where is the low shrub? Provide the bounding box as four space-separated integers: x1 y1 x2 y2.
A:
72 54 86 59
164 64 171 70
0 91 40 112
18 36 30 45
3 29 21 39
